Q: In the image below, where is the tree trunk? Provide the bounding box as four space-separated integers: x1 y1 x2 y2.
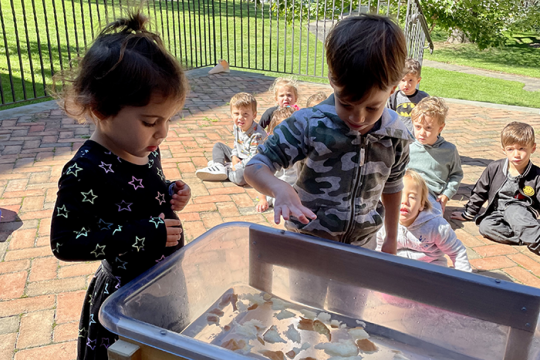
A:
446 28 471 44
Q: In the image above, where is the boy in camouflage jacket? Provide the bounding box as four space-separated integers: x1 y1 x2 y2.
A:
245 14 413 252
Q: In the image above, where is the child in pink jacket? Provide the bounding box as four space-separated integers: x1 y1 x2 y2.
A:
376 169 471 271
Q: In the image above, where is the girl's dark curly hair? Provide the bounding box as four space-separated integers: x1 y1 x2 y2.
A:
54 10 187 122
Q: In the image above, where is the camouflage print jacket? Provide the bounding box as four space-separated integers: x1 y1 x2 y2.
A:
248 94 414 245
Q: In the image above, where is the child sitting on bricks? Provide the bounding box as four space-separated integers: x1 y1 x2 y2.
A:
452 122 540 255
377 169 471 272
258 77 300 130
407 96 463 214
245 14 413 252
195 92 266 185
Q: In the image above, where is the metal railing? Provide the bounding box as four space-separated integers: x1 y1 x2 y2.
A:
0 0 433 107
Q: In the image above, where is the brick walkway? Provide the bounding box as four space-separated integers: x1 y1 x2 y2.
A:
1 69 540 359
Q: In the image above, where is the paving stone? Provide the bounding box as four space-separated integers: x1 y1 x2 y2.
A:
0 271 28 300
0 333 17 360
0 316 19 335
56 290 86 324
13 341 77 360
26 277 86 297
17 310 54 348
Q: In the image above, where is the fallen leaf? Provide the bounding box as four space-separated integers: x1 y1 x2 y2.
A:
221 338 246 351
297 318 314 331
259 350 286 360
356 338 378 353
313 320 331 341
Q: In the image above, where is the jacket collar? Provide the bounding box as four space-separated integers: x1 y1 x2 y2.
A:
502 158 532 178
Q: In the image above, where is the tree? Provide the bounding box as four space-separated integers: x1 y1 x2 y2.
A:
421 0 540 49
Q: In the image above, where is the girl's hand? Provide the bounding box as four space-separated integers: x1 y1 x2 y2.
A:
256 197 269 213
437 194 449 213
451 211 467 221
273 183 316 225
171 180 191 212
159 213 182 247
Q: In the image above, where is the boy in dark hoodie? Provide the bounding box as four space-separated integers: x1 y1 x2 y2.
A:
452 122 540 255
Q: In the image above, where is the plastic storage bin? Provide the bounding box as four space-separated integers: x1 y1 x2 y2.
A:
100 222 540 359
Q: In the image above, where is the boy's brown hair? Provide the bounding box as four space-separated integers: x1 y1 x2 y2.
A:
230 92 257 113
269 77 299 99
411 97 448 126
268 107 296 134
325 14 407 102
501 122 536 148
405 169 432 211
404 58 422 77
306 91 327 107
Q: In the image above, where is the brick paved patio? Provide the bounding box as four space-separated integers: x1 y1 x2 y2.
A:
1 69 540 359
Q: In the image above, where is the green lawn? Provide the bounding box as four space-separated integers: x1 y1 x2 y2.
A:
421 67 540 109
0 0 329 107
425 31 540 79
1 0 539 109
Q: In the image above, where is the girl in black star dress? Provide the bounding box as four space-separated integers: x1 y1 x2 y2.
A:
50 11 190 360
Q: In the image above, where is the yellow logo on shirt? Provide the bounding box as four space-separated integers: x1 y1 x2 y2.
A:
523 186 535 196
396 102 415 117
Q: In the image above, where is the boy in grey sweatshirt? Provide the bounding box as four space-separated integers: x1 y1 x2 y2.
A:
407 97 463 213
196 93 267 185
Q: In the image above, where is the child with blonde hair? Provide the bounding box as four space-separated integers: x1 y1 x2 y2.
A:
259 77 300 130
377 169 471 271
407 96 463 213
256 107 298 212
306 91 328 108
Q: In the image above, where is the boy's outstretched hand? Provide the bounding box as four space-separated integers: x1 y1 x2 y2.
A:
273 183 316 225
451 211 467 221
170 180 191 212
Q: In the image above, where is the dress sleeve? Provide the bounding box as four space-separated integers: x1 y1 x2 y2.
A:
50 159 167 262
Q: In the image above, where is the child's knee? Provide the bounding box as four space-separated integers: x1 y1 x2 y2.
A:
229 171 247 186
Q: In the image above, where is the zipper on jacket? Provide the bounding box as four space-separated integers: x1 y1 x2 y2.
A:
343 138 367 242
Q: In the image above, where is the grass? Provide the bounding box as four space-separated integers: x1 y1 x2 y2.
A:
1 1 538 109
421 67 540 109
425 30 540 79
0 0 329 107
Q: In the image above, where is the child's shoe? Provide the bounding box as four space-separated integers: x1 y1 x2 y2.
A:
196 163 228 181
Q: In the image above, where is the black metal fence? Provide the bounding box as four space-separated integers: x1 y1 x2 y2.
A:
0 0 432 107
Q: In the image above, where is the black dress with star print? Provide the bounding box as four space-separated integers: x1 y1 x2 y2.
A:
50 140 184 360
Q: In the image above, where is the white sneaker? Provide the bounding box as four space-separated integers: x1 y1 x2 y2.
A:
196 163 228 181
207 160 215 167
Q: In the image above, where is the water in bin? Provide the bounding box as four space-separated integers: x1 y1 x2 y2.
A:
100 223 540 360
